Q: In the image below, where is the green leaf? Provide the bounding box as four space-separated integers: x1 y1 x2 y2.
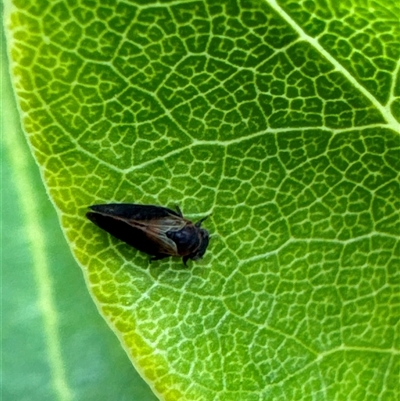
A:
1 25 157 401
4 0 399 400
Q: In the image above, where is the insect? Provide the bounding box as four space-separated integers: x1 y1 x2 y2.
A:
86 203 210 265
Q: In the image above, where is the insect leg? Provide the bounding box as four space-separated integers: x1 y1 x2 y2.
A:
174 205 183 217
195 214 210 227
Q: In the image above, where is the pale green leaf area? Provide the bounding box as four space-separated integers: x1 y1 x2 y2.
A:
2 28 158 401
4 0 400 400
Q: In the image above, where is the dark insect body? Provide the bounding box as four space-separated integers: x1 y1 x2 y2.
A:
86 204 210 265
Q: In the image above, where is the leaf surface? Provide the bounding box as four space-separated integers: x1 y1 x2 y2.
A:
1 28 157 401
4 0 400 400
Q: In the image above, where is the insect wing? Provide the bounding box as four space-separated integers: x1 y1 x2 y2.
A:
126 215 186 256
89 203 180 220
87 204 186 257
86 210 159 255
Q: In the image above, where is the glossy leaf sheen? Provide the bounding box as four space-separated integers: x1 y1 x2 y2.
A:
5 0 400 400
